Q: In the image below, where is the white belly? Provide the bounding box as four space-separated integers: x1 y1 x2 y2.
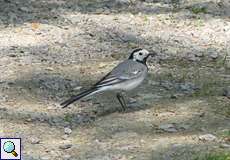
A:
101 72 147 91
118 75 146 91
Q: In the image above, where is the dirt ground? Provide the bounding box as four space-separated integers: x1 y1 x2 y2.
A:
0 0 230 160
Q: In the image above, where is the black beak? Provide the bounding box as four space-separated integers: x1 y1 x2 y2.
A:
148 51 157 57
143 51 157 63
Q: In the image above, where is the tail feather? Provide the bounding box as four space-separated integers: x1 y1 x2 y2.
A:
61 87 98 108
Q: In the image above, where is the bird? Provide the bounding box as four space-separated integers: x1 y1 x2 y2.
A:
61 48 156 110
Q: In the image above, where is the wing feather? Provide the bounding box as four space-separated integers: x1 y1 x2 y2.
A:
94 60 146 87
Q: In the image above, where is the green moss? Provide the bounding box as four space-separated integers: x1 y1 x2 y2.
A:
194 153 230 160
64 113 73 123
190 7 207 14
194 19 205 27
143 15 148 22
217 129 230 138
223 130 230 136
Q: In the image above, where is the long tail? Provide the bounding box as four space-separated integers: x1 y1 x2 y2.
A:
61 87 99 108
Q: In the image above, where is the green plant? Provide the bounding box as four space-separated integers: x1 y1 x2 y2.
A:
190 7 207 14
143 15 148 22
194 18 205 27
64 113 73 123
194 153 230 160
219 129 230 137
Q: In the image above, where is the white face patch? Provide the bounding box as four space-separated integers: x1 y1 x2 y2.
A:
133 49 149 61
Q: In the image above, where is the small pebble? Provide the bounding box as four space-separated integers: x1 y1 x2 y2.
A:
30 137 40 144
64 127 72 135
220 143 230 148
63 154 72 160
209 52 219 59
99 62 107 68
45 67 54 71
41 156 50 160
170 94 178 99
59 144 72 150
159 123 177 132
223 87 230 98
73 86 82 91
128 97 137 104
199 134 217 141
194 52 204 57
187 54 200 61
95 139 101 143
61 134 69 140
179 124 190 130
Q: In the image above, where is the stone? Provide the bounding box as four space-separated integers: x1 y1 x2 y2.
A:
170 94 178 99
128 97 137 104
179 124 190 130
61 134 69 140
145 0 159 2
210 52 219 59
73 86 82 91
40 156 50 160
59 144 72 150
148 80 159 86
161 81 173 90
171 143 185 148
115 0 131 5
19 7 30 12
220 143 230 148
225 55 230 69
98 62 107 68
63 154 72 160
186 53 200 61
176 82 199 93
223 86 230 98
194 52 204 57
159 123 177 132
139 93 162 100
64 127 72 135
123 34 139 42
30 137 41 144
0 94 8 102
199 134 217 141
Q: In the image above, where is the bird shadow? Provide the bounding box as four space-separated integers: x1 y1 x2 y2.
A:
0 69 167 129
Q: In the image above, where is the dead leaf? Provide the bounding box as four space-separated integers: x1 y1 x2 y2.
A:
31 22 40 30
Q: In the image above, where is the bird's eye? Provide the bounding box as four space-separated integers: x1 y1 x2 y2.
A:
139 52 143 55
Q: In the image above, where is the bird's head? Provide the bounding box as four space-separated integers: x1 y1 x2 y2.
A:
129 48 157 64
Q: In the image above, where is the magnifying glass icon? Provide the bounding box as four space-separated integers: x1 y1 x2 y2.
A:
3 141 18 157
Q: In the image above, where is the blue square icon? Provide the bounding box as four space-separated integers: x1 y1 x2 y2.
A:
0 138 21 160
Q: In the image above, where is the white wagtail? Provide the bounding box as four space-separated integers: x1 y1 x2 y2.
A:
61 48 156 110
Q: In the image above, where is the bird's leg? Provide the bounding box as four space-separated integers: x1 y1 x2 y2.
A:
116 93 126 111
116 93 127 111
120 93 127 108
